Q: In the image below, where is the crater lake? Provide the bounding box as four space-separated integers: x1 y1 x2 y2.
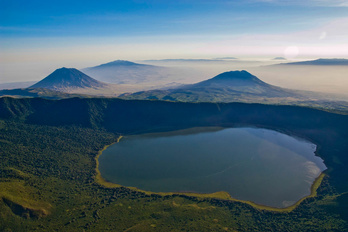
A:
98 127 327 208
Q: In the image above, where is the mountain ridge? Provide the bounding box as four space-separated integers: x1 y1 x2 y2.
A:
2 69 348 113
281 58 348 66
84 60 153 69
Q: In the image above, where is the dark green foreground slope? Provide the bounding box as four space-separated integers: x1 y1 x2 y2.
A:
0 97 348 231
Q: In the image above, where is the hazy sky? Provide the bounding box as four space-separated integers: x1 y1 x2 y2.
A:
1 0 348 82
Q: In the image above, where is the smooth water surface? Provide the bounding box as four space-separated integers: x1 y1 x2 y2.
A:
99 127 326 208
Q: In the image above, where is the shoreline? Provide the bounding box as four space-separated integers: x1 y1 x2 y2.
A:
95 134 326 212
94 136 123 188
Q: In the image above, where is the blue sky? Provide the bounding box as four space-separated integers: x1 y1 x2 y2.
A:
1 0 348 82
1 0 347 37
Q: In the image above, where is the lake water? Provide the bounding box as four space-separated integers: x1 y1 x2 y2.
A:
99 127 327 208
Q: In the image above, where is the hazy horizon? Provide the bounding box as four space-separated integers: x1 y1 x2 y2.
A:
2 58 348 100
1 1 348 83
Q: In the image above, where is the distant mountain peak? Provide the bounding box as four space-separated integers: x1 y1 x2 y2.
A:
104 60 137 65
210 70 256 81
52 67 78 73
189 70 267 88
30 67 107 91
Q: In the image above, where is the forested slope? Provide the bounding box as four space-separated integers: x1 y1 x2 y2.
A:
0 97 348 231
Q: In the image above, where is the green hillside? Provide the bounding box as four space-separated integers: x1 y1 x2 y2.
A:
0 97 347 231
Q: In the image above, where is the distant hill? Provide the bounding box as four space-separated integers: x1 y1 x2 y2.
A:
121 70 305 103
82 60 172 85
273 57 286 60
282 58 348 66
30 67 108 91
143 59 226 63
0 81 37 90
88 60 149 68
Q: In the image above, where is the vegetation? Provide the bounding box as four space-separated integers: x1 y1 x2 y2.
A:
1 97 348 231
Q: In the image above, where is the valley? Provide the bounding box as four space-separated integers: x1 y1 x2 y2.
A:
1 97 348 231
